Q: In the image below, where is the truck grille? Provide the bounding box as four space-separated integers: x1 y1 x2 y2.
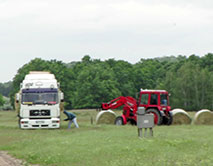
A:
30 110 50 116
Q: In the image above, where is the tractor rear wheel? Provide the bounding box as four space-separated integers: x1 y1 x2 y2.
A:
146 109 163 125
115 116 124 125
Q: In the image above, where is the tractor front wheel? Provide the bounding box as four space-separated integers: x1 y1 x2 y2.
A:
146 109 163 125
115 116 124 125
163 111 173 125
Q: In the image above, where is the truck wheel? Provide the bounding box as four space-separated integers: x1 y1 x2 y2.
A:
146 109 162 125
115 116 124 125
18 117 21 128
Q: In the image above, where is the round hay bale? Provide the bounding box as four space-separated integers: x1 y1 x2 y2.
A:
194 109 213 125
171 108 192 125
96 110 116 124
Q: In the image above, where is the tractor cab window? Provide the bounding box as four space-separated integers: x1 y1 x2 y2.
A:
150 94 158 105
160 94 168 106
140 94 149 105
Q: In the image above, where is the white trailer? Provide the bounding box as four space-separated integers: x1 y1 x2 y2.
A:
15 71 64 129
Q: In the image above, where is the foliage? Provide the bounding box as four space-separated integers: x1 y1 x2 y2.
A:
0 94 4 106
105 59 135 97
71 61 121 108
0 81 12 97
159 56 213 111
0 96 12 110
8 54 213 110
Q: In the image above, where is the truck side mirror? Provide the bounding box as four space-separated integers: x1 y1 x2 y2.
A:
15 93 20 103
20 83 23 89
57 83 60 88
60 92 64 102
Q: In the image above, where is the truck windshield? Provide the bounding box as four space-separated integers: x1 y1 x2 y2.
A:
22 88 58 105
160 94 168 106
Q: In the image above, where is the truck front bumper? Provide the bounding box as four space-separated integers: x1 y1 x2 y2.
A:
20 118 60 129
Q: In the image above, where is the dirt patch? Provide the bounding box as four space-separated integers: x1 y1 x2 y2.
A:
0 151 40 166
0 151 23 166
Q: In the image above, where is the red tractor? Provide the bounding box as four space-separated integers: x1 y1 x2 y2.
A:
101 89 172 125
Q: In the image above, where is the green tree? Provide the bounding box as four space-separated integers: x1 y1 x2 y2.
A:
0 82 12 97
71 62 121 108
200 53 213 71
105 59 136 97
159 61 213 111
0 94 5 106
133 59 166 90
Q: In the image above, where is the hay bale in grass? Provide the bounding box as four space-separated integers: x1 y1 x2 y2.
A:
171 108 192 125
194 109 213 125
96 110 116 124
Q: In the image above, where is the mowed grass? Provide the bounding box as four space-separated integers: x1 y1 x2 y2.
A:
0 110 213 166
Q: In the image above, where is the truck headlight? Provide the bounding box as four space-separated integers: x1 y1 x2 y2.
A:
52 120 60 123
21 121 28 124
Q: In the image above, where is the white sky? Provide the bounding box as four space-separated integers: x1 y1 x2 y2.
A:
0 0 213 82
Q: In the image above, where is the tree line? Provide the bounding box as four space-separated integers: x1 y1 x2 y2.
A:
1 54 213 111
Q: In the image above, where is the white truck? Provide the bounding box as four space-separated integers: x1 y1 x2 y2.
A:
15 71 64 129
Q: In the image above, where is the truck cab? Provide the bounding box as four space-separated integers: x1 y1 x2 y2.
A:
16 71 64 129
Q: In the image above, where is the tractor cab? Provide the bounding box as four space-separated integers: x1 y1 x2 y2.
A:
138 89 172 125
139 89 170 110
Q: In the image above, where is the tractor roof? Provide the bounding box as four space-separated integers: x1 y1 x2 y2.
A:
140 89 168 93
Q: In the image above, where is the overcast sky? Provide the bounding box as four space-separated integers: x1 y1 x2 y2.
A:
0 0 213 82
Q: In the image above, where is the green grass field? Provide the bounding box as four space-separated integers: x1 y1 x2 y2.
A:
0 110 213 166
